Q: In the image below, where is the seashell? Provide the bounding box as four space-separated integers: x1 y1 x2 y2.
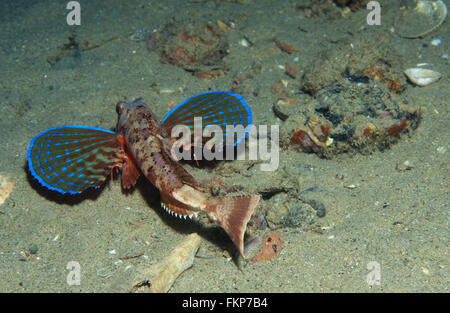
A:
239 37 250 47
404 68 441 86
395 0 447 38
217 20 230 31
430 38 442 46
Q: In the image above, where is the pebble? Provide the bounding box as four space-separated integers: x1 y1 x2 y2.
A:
436 146 447 154
239 38 250 47
421 267 430 275
344 183 357 189
396 160 414 171
151 232 162 239
430 38 441 46
128 29 147 41
305 199 326 218
28 244 38 255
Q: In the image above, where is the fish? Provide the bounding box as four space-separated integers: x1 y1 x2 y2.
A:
26 91 260 256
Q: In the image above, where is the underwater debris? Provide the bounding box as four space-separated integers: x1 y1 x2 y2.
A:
47 32 118 66
297 0 366 19
129 233 201 293
285 62 300 78
290 115 333 155
248 215 267 231
271 79 292 96
0 174 14 206
301 33 406 95
251 232 282 263
333 0 367 10
146 31 159 52
265 191 319 229
289 114 333 156
395 0 447 38
156 19 229 78
275 39 301 54
194 69 225 80
216 20 232 31
404 68 442 86
273 98 296 121
283 78 421 158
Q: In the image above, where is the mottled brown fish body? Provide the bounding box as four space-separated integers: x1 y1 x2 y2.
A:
115 99 260 256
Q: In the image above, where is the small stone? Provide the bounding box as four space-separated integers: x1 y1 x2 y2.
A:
421 267 430 275
151 232 162 239
430 38 441 46
266 201 289 228
396 160 414 171
28 244 38 255
436 146 447 154
273 97 298 121
285 203 316 228
344 183 357 189
239 38 250 47
306 199 326 218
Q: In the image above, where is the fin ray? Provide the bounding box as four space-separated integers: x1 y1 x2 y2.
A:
27 125 120 194
161 91 252 150
205 194 260 256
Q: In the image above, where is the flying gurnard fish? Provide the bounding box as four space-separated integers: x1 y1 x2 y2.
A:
26 91 260 256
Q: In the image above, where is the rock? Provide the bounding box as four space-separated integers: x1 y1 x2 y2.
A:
28 244 38 255
301 33 406 95
285 203 316 228
265 193 317 228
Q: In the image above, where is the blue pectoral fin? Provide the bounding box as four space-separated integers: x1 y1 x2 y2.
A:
160 91 253 151
27 125 121 195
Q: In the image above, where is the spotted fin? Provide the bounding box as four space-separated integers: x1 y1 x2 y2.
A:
160 91 252 150
27 125 121 195
121 152 141 190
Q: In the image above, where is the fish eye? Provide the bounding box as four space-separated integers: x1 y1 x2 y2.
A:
116 101 126 114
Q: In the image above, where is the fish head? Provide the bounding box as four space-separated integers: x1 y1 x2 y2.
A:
116 98 162 135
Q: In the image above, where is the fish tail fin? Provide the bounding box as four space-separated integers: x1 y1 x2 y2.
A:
205 194 260 257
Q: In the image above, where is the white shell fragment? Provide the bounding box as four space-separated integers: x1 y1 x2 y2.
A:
431 38 442 46
404 68 441 86
239 38 250 47
395 0 447 38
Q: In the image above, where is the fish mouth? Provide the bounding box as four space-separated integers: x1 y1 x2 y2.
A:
116 98 150 130
116 98 147 115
